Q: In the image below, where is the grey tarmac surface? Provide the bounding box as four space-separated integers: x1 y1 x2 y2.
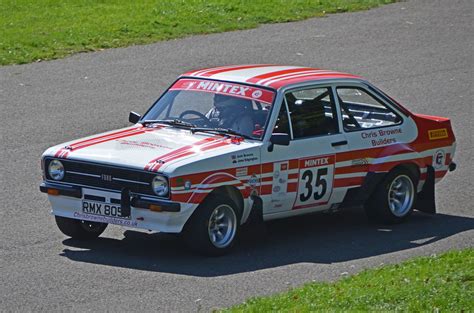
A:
0 0 473 311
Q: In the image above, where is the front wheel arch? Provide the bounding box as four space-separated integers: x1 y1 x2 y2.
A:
206 185 244 222
181 183 245 233
182 191 242 256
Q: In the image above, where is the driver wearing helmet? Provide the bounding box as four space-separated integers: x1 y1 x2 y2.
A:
206 94 255 137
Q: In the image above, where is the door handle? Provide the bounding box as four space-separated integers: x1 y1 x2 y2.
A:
331 140 348 147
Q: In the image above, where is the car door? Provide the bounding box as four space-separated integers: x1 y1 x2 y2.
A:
261 85 349 214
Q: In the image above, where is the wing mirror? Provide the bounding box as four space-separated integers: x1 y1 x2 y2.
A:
268 133 290 152
129 111 141 124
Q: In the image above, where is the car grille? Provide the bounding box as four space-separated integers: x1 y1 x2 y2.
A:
44 158 162 197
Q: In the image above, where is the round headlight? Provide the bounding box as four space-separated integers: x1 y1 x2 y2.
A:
152 176 169 197
48 160 64 181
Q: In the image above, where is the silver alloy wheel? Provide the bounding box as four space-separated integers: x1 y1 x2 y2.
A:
207 204 237 248
387 174 414 217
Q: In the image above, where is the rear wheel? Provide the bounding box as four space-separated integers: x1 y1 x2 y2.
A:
55 216 107 240
183 194 240 256
365 168 417 224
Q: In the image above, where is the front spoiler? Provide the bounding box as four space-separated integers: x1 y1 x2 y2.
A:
40 182 181 213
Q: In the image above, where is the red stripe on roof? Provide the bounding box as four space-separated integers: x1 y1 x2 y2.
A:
267 73 361 89
197 64 275 77
246 67 314 84
185 65 232 76
182 65 363 88
259 70 335 86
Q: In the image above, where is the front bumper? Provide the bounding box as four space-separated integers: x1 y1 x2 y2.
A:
40 182 82 198
40 182 194 233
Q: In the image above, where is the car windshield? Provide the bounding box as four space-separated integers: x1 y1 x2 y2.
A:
142 78 276 140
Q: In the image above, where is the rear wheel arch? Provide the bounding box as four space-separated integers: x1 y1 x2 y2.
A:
391 162 420 182
341 162 421 209
371 162 421 199
365 164 418 224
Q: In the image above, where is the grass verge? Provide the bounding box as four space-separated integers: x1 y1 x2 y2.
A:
1 0 396 66
225 249 474 312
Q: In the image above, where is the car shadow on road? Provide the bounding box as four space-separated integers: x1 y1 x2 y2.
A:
60 209 474 277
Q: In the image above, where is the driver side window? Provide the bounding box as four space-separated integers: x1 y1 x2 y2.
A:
286 87 339 139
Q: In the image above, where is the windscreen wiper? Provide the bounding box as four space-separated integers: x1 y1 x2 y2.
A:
141 119 196 128
191 127 252 139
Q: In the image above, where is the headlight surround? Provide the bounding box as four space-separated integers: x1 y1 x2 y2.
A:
48 159 65 181
152 175 169 197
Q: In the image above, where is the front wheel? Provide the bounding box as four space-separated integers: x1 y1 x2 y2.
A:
55 216 107 240
183 194 240 256
365 168 417 224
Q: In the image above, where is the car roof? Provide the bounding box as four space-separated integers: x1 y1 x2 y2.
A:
181 64 362 89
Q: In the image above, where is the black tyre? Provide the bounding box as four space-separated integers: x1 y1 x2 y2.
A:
183 194 240 256
55 216 107 240
365 167 418 224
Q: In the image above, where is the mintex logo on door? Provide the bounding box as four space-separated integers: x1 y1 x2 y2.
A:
294 155 335 210
301 156 334 168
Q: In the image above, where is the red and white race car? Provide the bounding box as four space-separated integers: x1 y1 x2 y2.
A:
41 65 456 255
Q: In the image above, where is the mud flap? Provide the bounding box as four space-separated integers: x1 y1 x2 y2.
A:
340 172 386 208
240 195 266 238
245 195 263 225
416 166 436 214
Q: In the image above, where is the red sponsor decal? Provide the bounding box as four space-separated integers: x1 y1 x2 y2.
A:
170 78 275 104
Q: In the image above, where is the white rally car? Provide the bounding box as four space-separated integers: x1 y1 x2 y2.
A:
41 65 456 255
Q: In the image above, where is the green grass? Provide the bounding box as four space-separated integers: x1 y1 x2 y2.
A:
1 0 396 66
225 249 474 312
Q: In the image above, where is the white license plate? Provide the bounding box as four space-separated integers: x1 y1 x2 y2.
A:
82 200 129 219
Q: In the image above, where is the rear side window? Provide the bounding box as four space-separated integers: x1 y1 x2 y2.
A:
285 87 339 139
336 87 402 131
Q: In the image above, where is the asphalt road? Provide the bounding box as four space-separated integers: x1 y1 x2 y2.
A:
0 0 473 311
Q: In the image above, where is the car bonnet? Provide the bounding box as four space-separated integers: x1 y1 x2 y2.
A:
44 125 259 174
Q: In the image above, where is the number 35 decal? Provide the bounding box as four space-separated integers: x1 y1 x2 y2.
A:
294 155 335 209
